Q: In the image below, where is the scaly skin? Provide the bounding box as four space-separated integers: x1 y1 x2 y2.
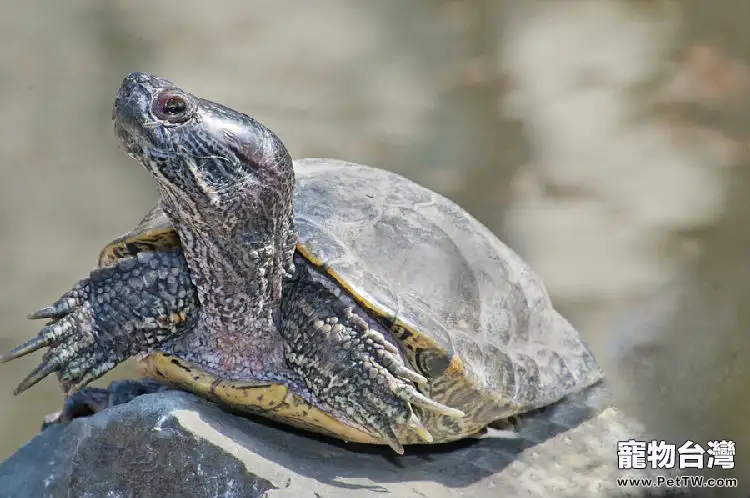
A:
2 250 196 394
3 72 460 453
280 253 460 444
7 234 457 450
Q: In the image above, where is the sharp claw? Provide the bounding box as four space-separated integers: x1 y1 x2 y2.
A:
11 321 95 395
13 358 62 395
391 365 427 385
382 426 405 455
365 331 428 385
363 329 398 352
28 286 83 320
380 339 399 356
28 297 78 320
396 384 465 418
0 339 41 363
407 412 433 443
0 318 76 363
27 309 51 320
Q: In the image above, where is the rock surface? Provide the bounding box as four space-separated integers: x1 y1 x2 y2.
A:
0 384 687 498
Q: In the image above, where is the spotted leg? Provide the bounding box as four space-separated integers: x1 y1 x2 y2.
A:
1 250 199 425
281 260 464 454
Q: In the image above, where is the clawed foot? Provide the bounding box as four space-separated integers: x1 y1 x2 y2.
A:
349 325 464 453
41 379 169 429
2 273 121 395
286 305 464 454
1 251 196 395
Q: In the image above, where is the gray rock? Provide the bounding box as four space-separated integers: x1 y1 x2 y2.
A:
0 384 684 498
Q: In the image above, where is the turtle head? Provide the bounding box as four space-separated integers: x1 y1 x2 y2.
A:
113 72 294 223
113 72 298 316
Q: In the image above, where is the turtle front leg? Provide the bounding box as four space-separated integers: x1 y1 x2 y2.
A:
281 267 464 454
1 250 198 397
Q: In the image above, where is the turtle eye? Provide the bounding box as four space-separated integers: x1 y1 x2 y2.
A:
153 92 193 123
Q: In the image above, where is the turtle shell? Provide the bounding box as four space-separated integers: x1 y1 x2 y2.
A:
292 159 601 440
98 206 179 267
106 158 602 444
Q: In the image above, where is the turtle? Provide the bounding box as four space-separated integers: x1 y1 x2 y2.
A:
2 72 602 454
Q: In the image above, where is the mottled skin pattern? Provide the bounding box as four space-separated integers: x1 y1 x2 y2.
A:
3 72 602 454
7 250 195 395
4 73 462 453
116 73 464 451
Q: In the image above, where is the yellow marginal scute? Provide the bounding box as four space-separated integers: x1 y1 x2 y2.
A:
297 243 464 378
296 244 458 370
291 244 483 443
98 228 182 267
296 243 386 316
137 352 383 445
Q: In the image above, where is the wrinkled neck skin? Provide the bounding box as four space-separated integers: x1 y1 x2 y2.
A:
158 180 297 372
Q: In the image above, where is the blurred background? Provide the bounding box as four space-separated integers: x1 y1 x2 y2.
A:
1 0 749 488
